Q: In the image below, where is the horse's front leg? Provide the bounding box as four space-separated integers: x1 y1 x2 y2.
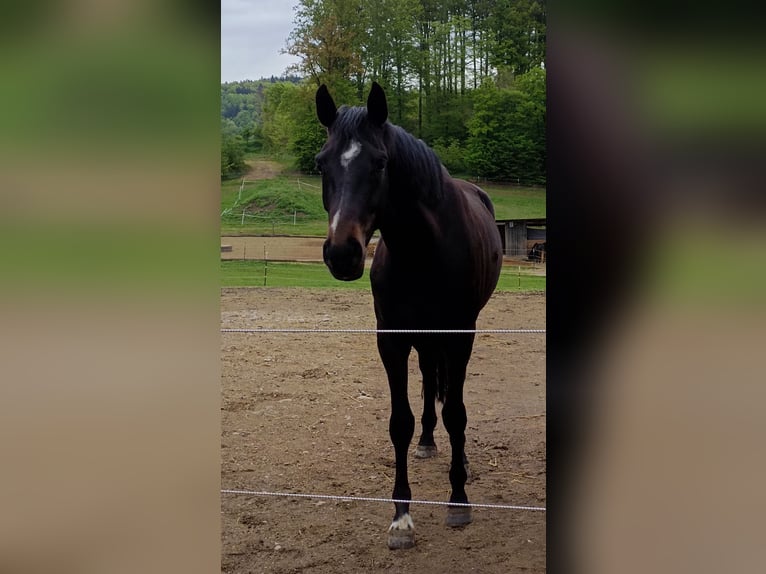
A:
378 334 415 549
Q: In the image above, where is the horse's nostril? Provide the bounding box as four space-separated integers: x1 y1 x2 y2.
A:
347 238 363 264
324 237 365 280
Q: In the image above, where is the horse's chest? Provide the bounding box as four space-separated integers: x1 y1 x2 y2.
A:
370 239 478 323
372 270 467 327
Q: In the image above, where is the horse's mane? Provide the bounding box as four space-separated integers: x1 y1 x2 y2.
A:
386 124 445 206
334 106 445 206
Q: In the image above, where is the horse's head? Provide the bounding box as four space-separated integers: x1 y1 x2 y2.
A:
315 82 389 281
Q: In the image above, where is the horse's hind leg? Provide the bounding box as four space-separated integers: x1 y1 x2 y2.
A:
442 334 475 527
378 334 416 549
415 350 438 459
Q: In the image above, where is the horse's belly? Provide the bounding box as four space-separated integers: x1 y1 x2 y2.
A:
371 271 483 328
370 230 500 328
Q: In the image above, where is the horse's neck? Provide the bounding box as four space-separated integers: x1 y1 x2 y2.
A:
378 174 449 257
377 128 450 254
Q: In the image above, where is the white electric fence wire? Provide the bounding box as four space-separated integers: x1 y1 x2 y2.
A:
221 328 545 334
221 488 546 512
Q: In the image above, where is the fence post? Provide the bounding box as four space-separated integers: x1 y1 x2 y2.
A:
263 246 268 286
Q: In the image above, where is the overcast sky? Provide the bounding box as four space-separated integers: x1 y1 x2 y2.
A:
221 0 302 82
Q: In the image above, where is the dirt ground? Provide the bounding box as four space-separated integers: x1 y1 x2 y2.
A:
221 288 546 573
246 159 285 180
221 236 546 274
221 236 331 263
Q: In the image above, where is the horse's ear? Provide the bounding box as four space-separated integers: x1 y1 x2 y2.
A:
367 81 388 127
316 84 337 128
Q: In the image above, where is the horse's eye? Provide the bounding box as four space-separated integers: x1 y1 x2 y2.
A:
373 158 387 173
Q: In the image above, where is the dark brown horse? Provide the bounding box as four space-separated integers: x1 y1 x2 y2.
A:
316 82 502 549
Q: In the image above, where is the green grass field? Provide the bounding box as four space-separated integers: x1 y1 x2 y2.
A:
221 155 546 292
222 157 545 236
221 260 545 292
480 183 546 220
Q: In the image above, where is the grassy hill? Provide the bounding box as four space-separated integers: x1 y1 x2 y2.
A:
221 156 545 237
220 156 546 291
221 175 328 236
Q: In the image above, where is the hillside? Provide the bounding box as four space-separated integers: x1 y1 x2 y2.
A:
221 157 545 237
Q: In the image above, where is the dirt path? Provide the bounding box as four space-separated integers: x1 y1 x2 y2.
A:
246 159 285 181
221 236 547 276
221 288 546 573
221 236 327 262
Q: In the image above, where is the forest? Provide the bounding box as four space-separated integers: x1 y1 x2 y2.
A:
221 0 545 184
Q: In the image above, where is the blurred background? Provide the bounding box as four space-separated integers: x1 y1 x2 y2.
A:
0 1 221 572
547 3 766 574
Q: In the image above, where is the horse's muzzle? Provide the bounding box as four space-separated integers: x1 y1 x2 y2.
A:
323 237 365 281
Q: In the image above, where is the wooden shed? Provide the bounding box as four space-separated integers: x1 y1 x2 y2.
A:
496 218 547 259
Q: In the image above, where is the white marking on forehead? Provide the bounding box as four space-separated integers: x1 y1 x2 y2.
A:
330 210 341 234
340 140 362 169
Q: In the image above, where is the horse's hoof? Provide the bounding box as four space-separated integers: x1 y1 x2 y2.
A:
387 513 415 550
446 505 473 527
387 529 415 549
414 444 438 459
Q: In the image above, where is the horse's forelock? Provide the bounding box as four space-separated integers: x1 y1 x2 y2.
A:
332 106 372 139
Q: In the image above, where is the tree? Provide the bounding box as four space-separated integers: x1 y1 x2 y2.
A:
466 73 545 183
360 0 423 124
514 66 546 183
261 82 297 154
259 81 329 172
289 85 329 172
284 0 364 89
252 0 547 181
221 127 246 179
488 0 546 75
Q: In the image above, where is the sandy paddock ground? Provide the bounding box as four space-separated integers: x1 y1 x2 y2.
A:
221 287 545 573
